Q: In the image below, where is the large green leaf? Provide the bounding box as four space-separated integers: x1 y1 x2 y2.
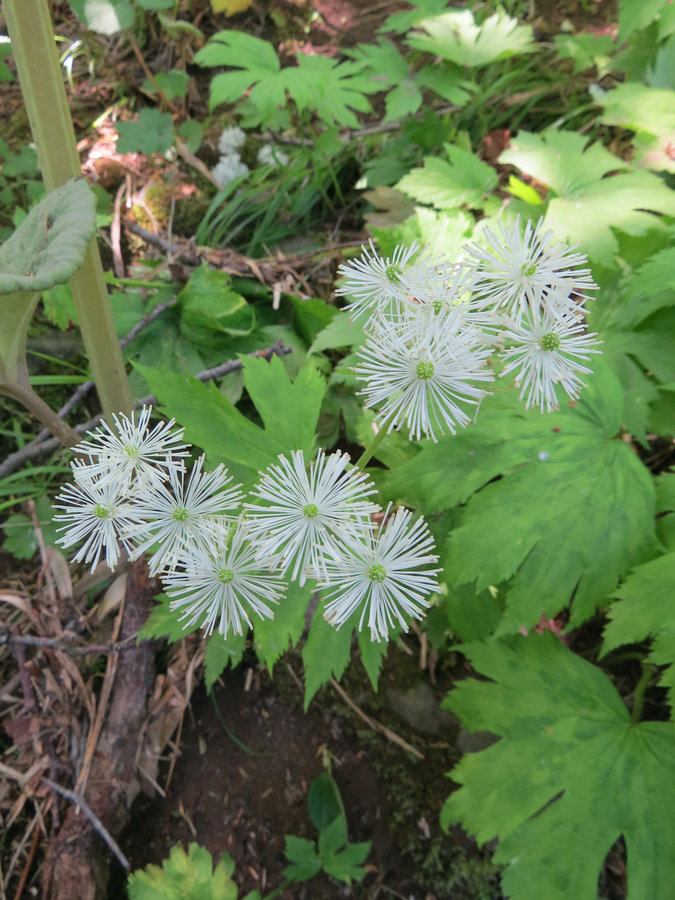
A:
384 361 657 633
0 178 96 293
195 31 284 120
500 130 675 265
591 82 675 172
397 143 498 211
408 9 535 67
603 551 675 706
442 634 675 900
241 354 325 458
133 364 285 488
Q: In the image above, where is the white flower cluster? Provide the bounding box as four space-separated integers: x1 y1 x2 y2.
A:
212 125 249 189
54 410 440 642
337 217 601 427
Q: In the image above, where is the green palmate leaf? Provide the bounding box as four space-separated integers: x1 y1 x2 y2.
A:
302 608 353 709
127 843 237 900
283 837 321 882
322 840 370 885
397 144 498 211
0 178 96 293
408 9 535 67
242 355 325 458
133 364 283 488
385 361 657 633
618 0 670 40
500 130 675 265
253 579 313 671
117 109 174 155
178 266 254 350
442 634 675 900
603 551 675 705
591 81 675 172
204 631 246 691
285 56 375 128
195 31 284 121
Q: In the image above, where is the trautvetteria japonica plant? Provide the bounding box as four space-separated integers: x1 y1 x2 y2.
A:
54 218 601 645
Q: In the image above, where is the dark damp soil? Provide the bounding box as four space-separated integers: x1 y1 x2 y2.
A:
111 641 502 899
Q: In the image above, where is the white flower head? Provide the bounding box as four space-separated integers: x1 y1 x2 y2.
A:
71 406 189 487
218 125 246 154
257 144 289 168
336 240 441 322
245 449 379 585
127 455 244 576
212 154 249 189
163 518 286 638
320 505 441 642
356 310 495 441
500 305 602 412
53 470 144 572
465 217 597 321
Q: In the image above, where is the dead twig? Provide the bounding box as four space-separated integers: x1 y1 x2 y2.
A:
0 630 138 656
42 779 129 871
329 677 424 760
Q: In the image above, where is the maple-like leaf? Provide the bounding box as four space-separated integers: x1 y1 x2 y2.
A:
442 633 675 900
382 359 657 633
397 143 497 210
407 8 535 67
500 130 675 265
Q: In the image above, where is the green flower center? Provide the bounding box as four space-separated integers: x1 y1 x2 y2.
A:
172 507 189 522
521 262 537 277
385 263 402 282
217 568 234 584
416 360 435 380
93 503 111 519
433 300 443 314
303 503 319 518
368 563 387 583
124 443 139 458
540 332 561 352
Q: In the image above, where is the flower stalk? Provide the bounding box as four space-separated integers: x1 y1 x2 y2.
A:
4 0 132 420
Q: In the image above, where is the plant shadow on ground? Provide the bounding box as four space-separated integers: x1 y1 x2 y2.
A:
111 641 501 899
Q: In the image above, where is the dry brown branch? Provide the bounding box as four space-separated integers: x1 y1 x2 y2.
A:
330 677 424 760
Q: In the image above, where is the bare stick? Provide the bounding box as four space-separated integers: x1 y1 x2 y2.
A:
0 630 138 656
330 677 424 760
42 779 129 871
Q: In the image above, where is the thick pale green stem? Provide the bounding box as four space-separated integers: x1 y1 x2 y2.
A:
4 0 132 419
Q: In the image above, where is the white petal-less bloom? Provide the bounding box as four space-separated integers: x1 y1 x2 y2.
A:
336 240 441 322
162 519 286 638
211 153 249 189
71 406 189 487
218 125 246 154
53 468 144 572
356 310 495 441
465 217 597 321
245 449 379 585
500 305 602 412
127 456 244 576
257 144 289 168
320 506 441 642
